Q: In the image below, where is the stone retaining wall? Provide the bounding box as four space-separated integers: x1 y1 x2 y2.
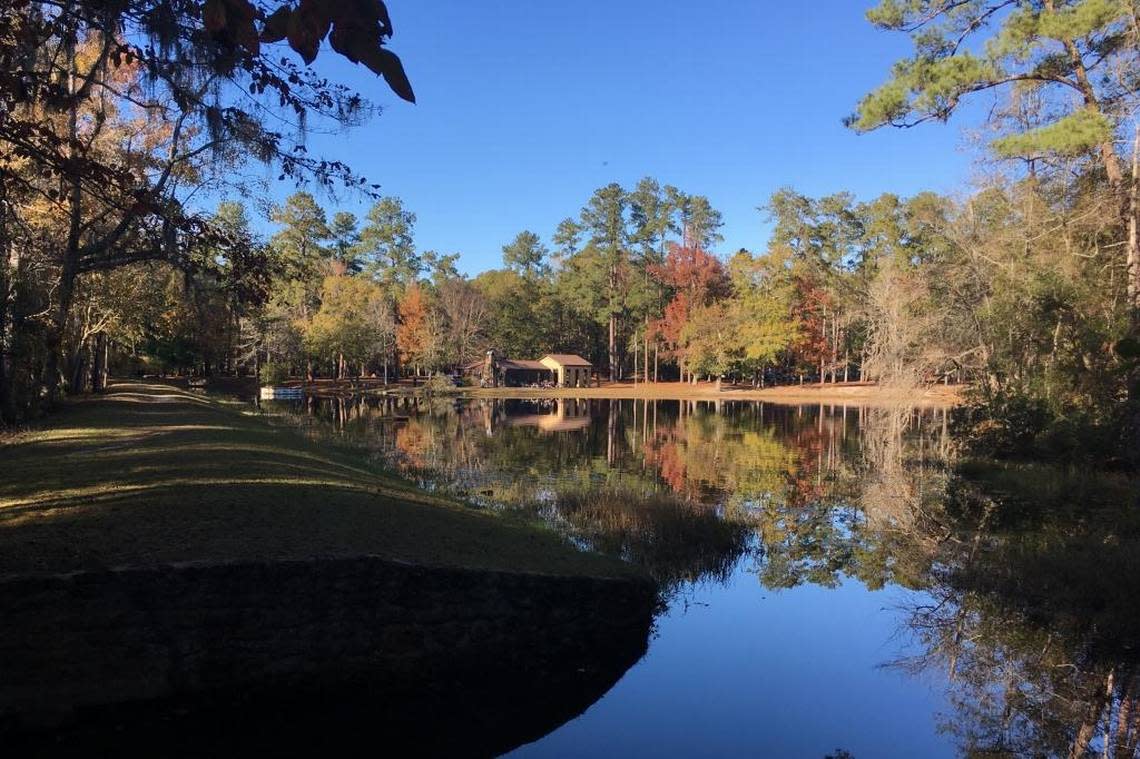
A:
0 557 657 755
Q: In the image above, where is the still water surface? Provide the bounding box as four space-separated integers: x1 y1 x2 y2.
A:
261 395 1138 758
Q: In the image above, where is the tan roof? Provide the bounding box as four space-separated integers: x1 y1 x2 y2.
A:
501 359 549 371
541 354 592 367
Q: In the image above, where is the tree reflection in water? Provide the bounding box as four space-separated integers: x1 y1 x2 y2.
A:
886 467 1140 758
263 394 1140 757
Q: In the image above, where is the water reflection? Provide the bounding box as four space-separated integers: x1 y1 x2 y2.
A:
262 395 1140 758
891 469 1140 758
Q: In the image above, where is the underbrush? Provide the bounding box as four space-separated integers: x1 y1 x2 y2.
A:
952 389 1137 470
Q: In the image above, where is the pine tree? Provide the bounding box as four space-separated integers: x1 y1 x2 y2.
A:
579 183 632 381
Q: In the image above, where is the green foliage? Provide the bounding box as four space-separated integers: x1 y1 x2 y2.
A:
727 250 800 372
954 390 1056 459
259 361 290 385
501 231 549 277
991 109 1114 158
473 269 553 358
679 303 734 378
303 275 392 368
852 0 1136 171
328 212 362 272
358 196 421 290
552 217 584 263
269 192 331 282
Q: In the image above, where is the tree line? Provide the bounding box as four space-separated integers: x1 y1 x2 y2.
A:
95 180 957 391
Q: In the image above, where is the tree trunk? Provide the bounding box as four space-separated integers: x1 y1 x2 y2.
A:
92 332 108 392
632 336 638 385
608 258 619 382
606 398 616 466
1067 668 1114 759
45 224 81 403
0 182 12 422
1041 0 1123 185
608 311 617 382
45 35 83 405
1128 125 1140 313
68 340 88 394
643 319 650 385
830 319 839 383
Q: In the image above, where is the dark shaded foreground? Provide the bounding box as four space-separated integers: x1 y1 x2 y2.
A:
0 556 657 757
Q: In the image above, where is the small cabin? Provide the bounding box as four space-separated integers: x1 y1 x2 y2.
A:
464 351 593 387
539 354 592 388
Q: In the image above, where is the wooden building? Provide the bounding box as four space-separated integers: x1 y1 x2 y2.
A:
539 354 592 388
464 351 593 388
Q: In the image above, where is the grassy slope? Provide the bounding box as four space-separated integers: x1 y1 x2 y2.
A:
0 383 639 579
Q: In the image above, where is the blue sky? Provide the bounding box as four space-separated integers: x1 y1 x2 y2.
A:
261 0 982 275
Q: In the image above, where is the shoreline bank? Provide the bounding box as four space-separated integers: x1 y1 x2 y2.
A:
459 380 964 407
127 376 963 408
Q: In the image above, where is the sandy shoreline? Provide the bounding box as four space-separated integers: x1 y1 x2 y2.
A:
460 381 964 408
260 377 964 408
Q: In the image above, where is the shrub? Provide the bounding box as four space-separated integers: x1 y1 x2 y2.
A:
258 362 289 386
954 388 1134 468
953 391 1053 459
421 373 459 395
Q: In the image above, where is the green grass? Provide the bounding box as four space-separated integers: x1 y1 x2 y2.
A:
0 383 643 579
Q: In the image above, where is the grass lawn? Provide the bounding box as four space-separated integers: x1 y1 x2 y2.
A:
0 383 640 579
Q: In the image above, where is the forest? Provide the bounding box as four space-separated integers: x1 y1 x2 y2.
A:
1 0 1139 468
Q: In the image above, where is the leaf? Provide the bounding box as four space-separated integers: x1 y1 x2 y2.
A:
287 7 321 64
224 0 257 22
362 47 415 103
261 6 291 43
328 22 361 63
376 0 393 35
232 18 261 56
297 0 333 42
203 0 227 35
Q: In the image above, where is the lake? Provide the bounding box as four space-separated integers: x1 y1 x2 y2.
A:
260 395 1140 758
